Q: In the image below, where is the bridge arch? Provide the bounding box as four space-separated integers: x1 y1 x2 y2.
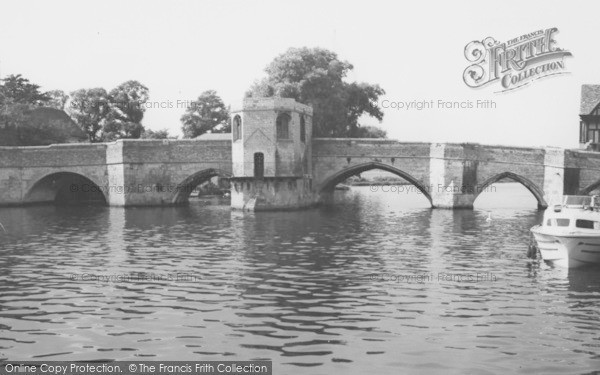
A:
318 161 433 206
474 171 547 209
172 168 231 204
25 171 107 205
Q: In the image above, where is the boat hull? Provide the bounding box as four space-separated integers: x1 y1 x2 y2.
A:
531 226 600 268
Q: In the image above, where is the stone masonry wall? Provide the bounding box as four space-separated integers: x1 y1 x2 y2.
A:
0 143 108 204
3 138 600 208
0 140 232 206
312 139 432 191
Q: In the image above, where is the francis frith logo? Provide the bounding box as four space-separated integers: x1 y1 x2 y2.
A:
463 27 572 92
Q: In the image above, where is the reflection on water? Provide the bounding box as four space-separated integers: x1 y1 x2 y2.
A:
0 184 599 374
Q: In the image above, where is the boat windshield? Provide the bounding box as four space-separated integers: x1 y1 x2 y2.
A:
563 195 593 207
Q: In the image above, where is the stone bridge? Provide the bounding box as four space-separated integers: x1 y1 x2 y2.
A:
0 139 232 206
2 138 600 209
312 139 567 209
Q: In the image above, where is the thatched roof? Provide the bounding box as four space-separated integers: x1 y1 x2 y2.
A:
0 106 87 146
27 107 87 141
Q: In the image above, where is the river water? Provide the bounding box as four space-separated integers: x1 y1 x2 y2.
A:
0 183 599 374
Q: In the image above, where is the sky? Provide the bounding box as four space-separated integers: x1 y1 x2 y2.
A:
0 0 597 148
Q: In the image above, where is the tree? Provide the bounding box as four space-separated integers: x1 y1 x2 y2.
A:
0 102 32 145
181 90 229 138
101 120 145 141
46 90 69 110
0 74 50 106
0 103 86 146
102 81 149 141
246 47 386 138
352 125 387 138
68 88 111 142
68 81 150 142
141 128 173 139
0 75 86 146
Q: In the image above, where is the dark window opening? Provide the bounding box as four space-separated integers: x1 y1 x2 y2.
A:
300 115 306 142
254 152 264 178
585 121 600 145
589 127 600 143
556 218 570 227
276 113 290 140
233 115 242 141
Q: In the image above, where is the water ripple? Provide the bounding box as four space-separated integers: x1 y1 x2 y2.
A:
0 186 599 373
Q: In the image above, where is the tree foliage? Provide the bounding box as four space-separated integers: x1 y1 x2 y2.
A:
68 88 112 142
0 75 84 146
0 75 150 145
141 128 173 139
46 90 69 110
0 106 86 146
67 81 149 142
353 125 387 138
181 90 230 138
103 81 149 141
0 74 50 106
247 47 386 138
0 103 34 145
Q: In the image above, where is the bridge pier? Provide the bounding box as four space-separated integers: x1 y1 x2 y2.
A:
431 191 476 209
429 144 475 209
230 176 317 211
542 147 565 206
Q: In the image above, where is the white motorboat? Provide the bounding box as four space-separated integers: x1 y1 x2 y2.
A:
530 195 600 268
